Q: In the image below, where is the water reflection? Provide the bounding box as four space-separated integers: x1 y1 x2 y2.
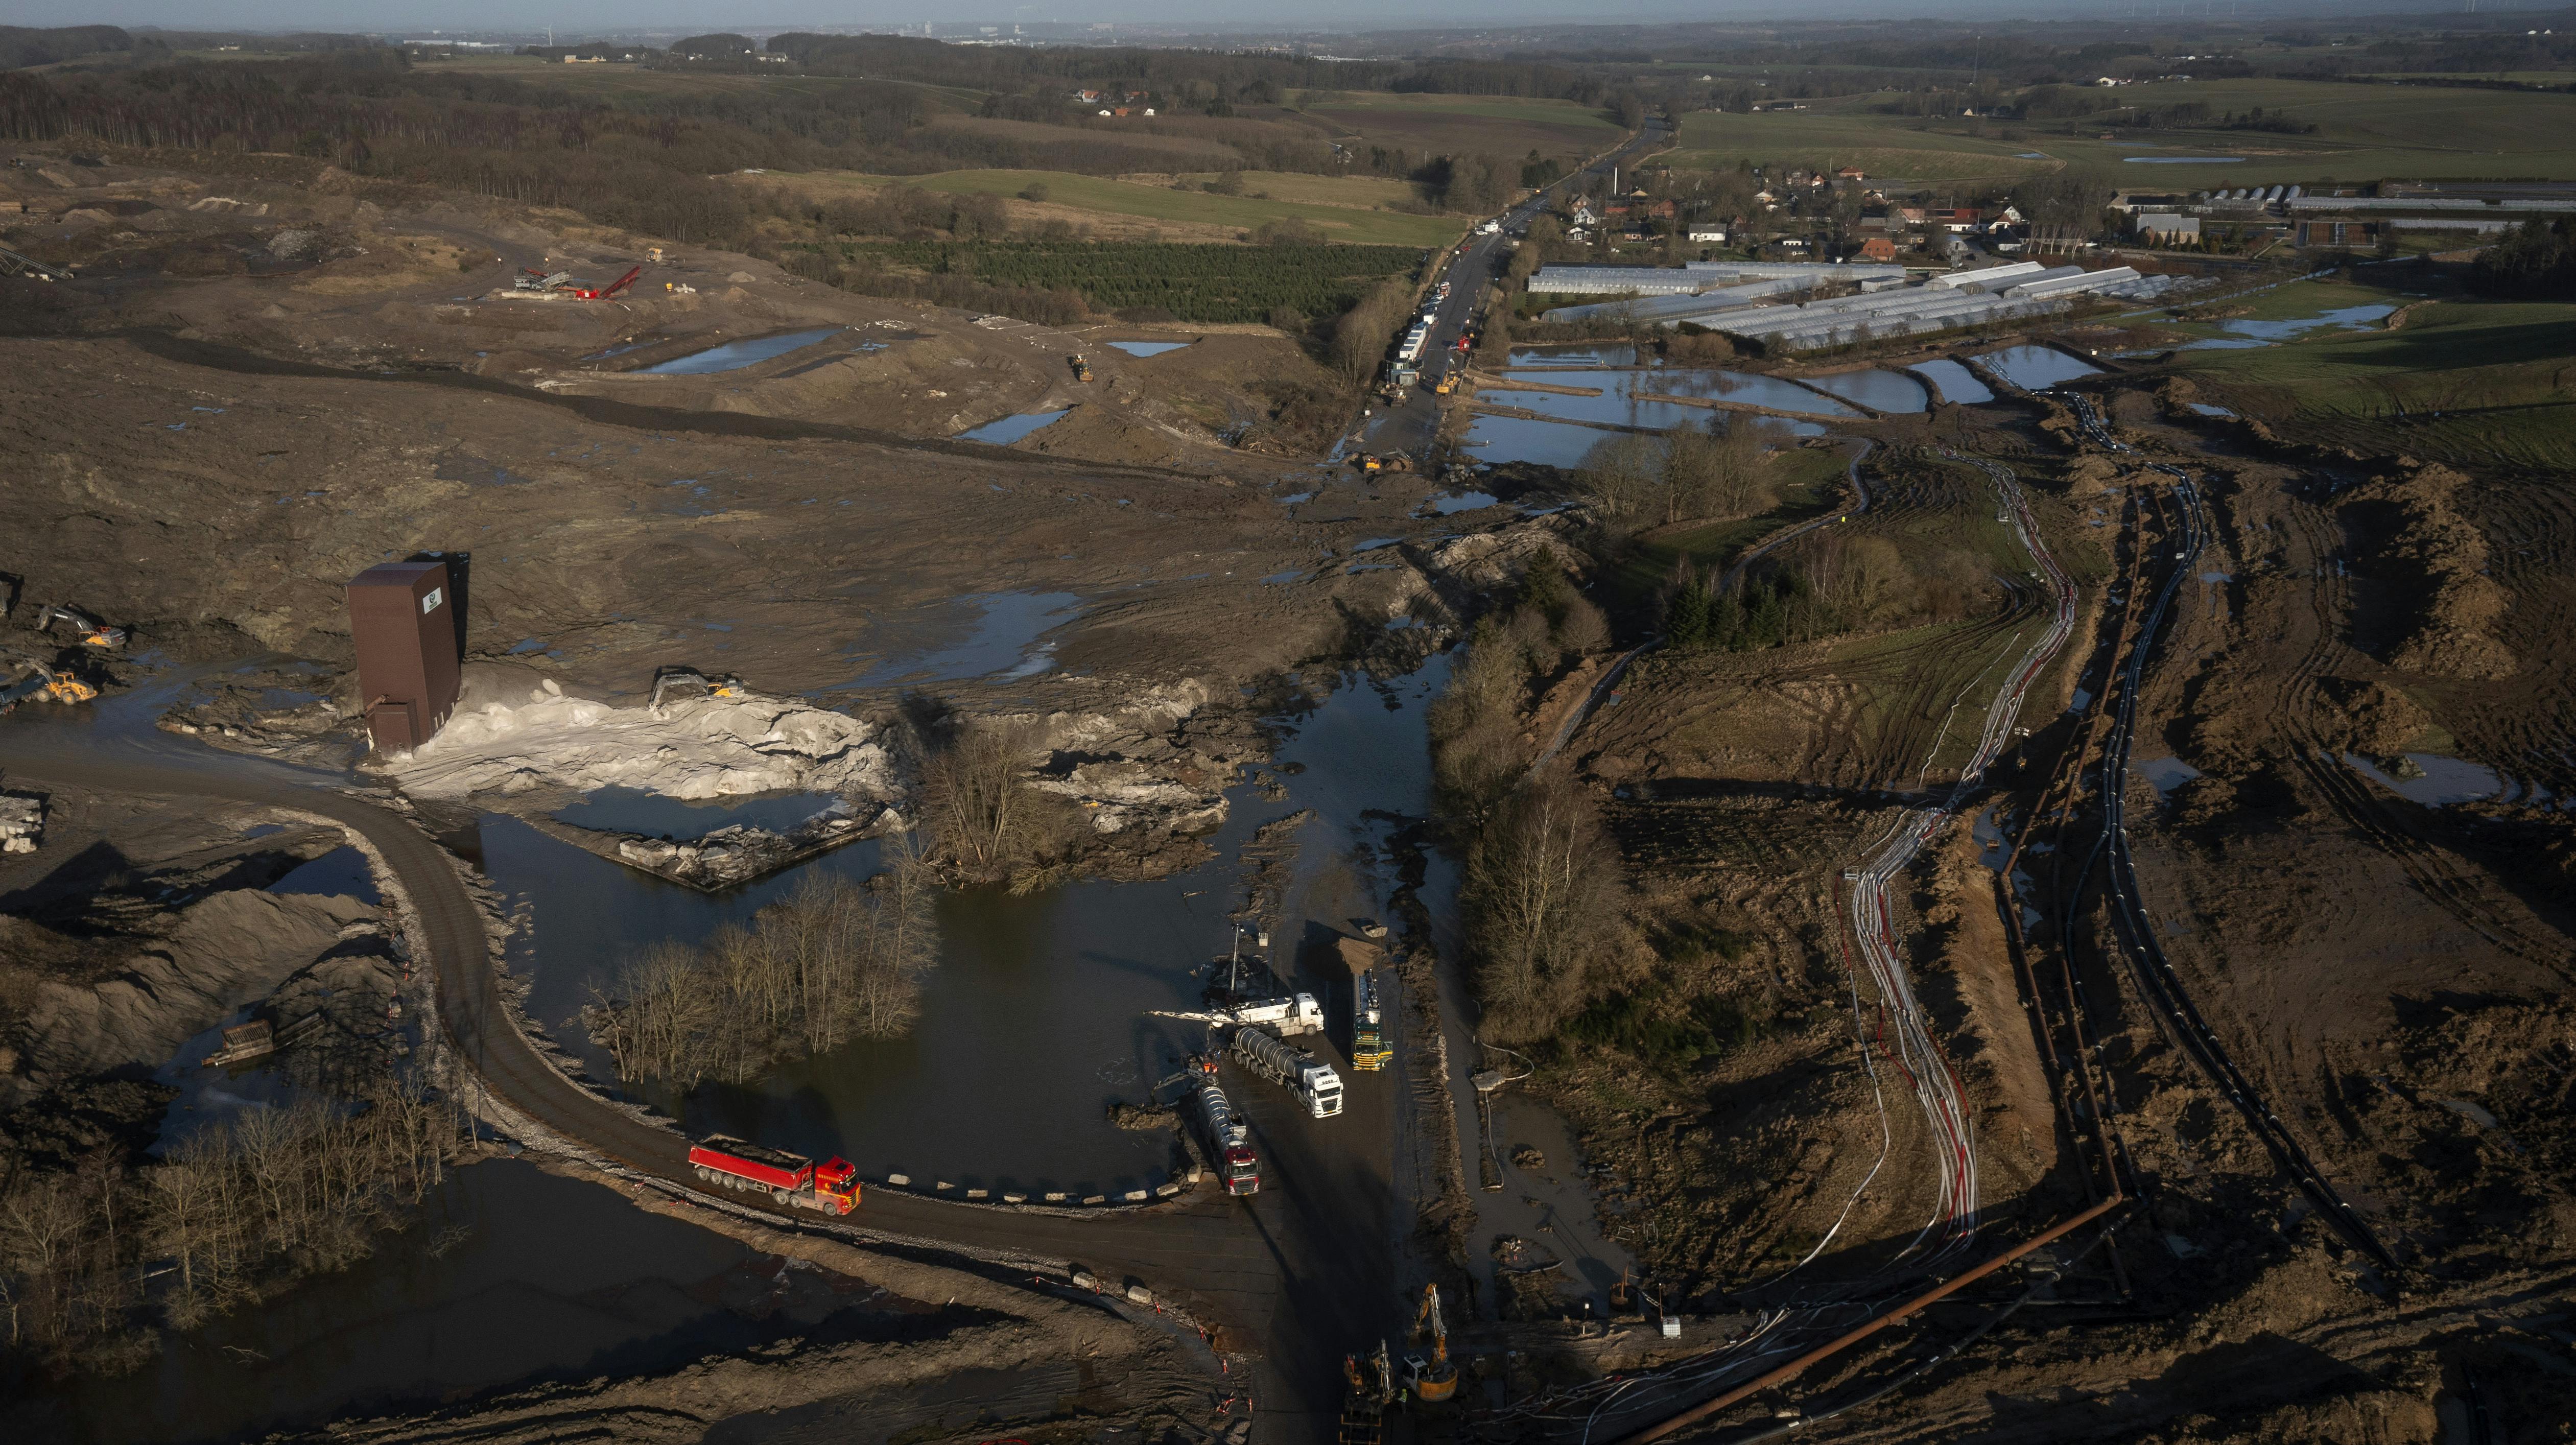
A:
18 1160 921 1445
1907 359 1994 405
483 658 1452 1195
636 328 847 376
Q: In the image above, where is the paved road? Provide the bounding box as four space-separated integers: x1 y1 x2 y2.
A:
1348 120 1673 464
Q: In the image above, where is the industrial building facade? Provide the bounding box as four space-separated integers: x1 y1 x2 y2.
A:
347 558 462 753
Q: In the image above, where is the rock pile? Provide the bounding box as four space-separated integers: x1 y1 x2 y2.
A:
0 791 40 854
608 804 886 888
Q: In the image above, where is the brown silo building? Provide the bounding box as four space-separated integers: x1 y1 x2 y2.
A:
347 559 462 752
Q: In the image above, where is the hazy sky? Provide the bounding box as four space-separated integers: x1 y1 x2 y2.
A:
17 0 2216 36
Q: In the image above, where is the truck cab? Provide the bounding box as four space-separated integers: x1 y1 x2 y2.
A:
1221 1143 1261 1196
1301 1061 1345 1118
812 1156 862 1214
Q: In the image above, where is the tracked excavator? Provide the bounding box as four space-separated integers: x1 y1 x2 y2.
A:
40 604 125 649
1405 1283 1458 1403
1338 1342 1395 1444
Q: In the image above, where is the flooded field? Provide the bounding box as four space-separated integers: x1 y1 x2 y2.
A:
1907 359 1994 405
484 659 1452 1196
1798 368 1930 413
1975 346 2105 391
12 1160 925 1445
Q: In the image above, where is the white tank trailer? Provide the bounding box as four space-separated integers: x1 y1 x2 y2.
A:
1232 1026 1344 1119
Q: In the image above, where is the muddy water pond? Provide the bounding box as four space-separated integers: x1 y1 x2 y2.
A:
1483 369 1860 429
14 1159 935 1445
485 659 1452 1196
1797 369 1929 413
1975 345 2104 391
1907 359 1994 405
636 327 848 376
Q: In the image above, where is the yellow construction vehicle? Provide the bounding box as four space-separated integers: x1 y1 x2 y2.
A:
41 604 125 649
0 659 96 715
1406 1284 1458 1403
1357 453 1383 474
1069 354 1094 383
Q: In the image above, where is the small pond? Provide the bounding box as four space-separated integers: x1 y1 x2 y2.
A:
2179 303 2396 351
842 590 1082 689
1482 368 1858 429
1975 346 2104 391
1105 340 1192 358
636 328 847 376
1504 344 1639 368
555 787 847 841
956 410 1070 445
2133 756 2204 795
1798 369 1929 414
2346 752 2505 807
1908 359 1995 405
2186 402 2238 418
1460 415 1614 469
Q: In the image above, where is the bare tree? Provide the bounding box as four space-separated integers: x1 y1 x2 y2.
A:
1463 768 1624 1045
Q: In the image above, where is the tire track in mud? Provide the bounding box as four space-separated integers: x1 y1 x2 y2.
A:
2268 485 2569 974
2062 395 2401 1271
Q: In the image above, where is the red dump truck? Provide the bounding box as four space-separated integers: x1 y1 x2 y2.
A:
688 1135 862 1216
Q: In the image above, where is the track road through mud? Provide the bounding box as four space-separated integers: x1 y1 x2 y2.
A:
0 730 1374 1441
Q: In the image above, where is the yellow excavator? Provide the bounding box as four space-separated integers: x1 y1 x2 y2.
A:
1406 1283 1458 1403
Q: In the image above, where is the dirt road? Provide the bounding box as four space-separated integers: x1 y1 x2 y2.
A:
0 737 1389 1441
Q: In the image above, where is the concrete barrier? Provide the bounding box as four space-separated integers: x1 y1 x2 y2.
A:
1083 1194 1108 1206
886 1173 910 1187
1125 1284 1154 1306
1155 1182 1182 1198
966 1188 988 1199
1073 1271 1100 1291
1003 1192 1028 1204
1123 1189 1150 1202
935 1180 956 1192
1046 1191 1070 1202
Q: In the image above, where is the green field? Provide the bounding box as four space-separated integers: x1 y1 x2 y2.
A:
1292 91 1620 130
1668 106 2062 181
836 240 1420 324
409 53 933 102
1668 79 2576 189
2166 289 2576 471
825 169 1467 247
1171 170 1446 212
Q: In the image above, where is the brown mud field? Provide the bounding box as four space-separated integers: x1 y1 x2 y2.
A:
7 131 2576 1445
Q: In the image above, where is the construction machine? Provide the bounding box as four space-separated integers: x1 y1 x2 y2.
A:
1 655 97 715
649 667 744 715
1068 354 1094 383
1405 1284 1458 1403
40 605 125 649
514 268 573 292
1338 1343 1395 1444
570 265 643 300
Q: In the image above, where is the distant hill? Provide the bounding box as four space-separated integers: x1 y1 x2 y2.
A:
0 25 135 71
